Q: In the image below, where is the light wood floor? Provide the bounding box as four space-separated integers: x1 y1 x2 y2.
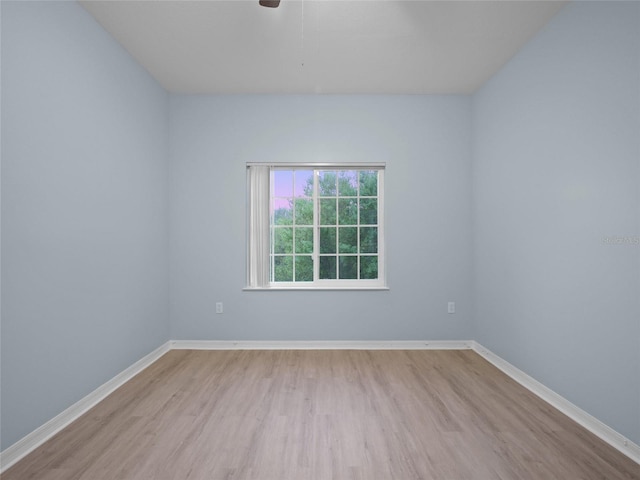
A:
4 349 639 480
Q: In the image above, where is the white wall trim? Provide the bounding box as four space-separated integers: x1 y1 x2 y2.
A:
0 341 171 473
471 341 640 465
170 340 474 350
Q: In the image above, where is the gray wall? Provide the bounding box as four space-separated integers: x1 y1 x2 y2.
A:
1 2 170 449
472 1 640 444
169 95 474 341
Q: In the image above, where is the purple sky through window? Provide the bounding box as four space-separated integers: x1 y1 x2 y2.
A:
295 171 313 197
273 170 313 198
272 198 291 215
273 170 292 197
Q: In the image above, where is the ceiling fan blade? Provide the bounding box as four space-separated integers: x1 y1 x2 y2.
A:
259 0 280 7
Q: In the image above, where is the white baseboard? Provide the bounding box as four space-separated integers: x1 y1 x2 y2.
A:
0 341 171 473
170 339 474 350
471 341 640 465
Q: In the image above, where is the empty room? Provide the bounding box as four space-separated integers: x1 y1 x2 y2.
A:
1 0 639 478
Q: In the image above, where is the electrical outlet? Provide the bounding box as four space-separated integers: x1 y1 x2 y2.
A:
216 302 223 314
447 302 455 314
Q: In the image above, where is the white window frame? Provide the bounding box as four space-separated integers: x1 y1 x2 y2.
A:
246 163 387 290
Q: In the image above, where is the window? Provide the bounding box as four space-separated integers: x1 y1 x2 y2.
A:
247 164 385 289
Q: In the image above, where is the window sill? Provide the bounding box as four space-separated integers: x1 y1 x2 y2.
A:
243 286 390 292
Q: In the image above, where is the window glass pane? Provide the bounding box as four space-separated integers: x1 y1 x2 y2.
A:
295 227 313 254
320 199 336 225
359 198 377 225
273 227 293 254
338 227 357 253
338 171 357 197
360 256 378 279
274 256 293 281
273 198 293 225
273 170 293 197
360 227 378 253
260 165 384 288
338 198 358 225
294 170 313 197
295 256 313 281
318 171 337 196
359 170 377 196
339 256 357 279
294 198 313 225
319 256 336 279
319 227 337 254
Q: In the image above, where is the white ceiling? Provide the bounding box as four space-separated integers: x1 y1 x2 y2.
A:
80 0 568 94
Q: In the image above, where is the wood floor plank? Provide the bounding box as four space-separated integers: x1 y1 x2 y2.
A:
3 350 639 479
